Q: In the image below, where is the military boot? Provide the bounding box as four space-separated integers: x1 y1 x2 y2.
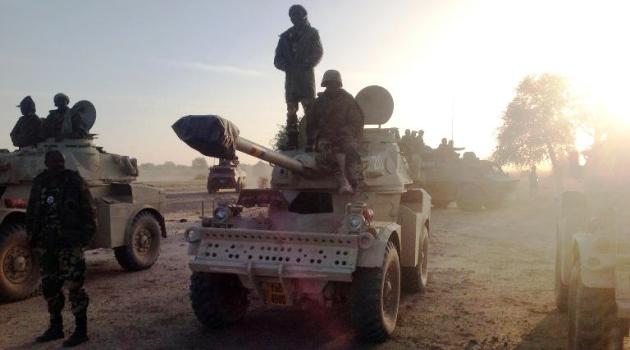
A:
35 314 64 342
62 316 88 347
335 154 353 194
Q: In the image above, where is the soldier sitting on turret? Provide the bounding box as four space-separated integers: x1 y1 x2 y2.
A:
11 96 43 148
43 93 87 141
307 70 364 194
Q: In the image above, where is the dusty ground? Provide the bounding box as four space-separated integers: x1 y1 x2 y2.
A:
0 192 580 350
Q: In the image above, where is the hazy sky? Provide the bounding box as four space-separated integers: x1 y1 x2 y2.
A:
1 0 629 165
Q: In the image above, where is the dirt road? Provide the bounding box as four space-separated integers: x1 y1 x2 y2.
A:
0 198 570 350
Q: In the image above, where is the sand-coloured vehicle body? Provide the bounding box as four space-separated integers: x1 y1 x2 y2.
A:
554 136 630 349
412 151 517 210
175 86 431 342
207 160 245 193
0 115 166 302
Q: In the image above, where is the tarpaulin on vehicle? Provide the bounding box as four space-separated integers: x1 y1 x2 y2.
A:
172 115 240 159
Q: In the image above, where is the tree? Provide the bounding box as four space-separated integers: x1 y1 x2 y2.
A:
191 157 209 169
494 74 576 179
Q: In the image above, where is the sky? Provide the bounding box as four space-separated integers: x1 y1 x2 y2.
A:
1 0 629 166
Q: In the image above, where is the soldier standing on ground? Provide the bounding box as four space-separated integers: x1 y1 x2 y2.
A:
274 4 323 149
26 150 96 347
307 70 364 194
10 96 43 148
43 93 87 141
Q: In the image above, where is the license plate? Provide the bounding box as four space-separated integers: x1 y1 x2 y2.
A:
262 282 287 305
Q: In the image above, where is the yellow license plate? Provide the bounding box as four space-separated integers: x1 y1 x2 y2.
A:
262 282 287 305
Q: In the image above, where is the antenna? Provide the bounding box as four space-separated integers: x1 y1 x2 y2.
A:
451 95 455 141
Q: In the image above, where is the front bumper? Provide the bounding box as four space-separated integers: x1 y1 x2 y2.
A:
188 227 359 282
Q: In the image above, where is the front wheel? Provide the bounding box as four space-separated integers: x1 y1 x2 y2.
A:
114 212 162 271
456 184 483 211
568 264 627 350
432 200 450 209
190 272 249 328
351 241 401 343
0 224 40 302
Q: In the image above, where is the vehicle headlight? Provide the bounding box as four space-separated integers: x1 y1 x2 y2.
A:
348 214 364 232
185 228 202 243
213 206 229 222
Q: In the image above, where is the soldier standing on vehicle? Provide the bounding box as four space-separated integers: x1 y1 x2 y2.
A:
307 70 364 194
10 96 43 148
274 4 323 149
43 93 87 140
26 150 96 347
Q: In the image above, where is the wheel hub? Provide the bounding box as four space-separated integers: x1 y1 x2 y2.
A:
134 228 153 255
3 246 31 284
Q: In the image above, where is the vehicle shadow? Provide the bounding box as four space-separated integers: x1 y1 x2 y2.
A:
513 311 567 350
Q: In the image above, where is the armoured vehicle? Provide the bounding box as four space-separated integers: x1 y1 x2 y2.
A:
554 134 630 350
174 86 431 342
408 150 517 211
207 158 245 193
0 101 166 302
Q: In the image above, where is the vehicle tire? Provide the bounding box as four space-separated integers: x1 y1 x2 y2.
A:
190 272 249 328
402 225 429 293
432 200 450 209
483 196 505 210
351 241 401 343
0 224 40 302
555 230 569 313
456 184 483 211
114 212 162 271
568 264 627 350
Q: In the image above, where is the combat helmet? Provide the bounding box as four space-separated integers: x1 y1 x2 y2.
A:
321 69 342 87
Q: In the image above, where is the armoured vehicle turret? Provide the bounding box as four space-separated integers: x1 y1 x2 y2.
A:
174 86 431 343
0 101 166 302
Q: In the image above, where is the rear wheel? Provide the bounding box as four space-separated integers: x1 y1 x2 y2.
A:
190 272 249 328
0 224 40 302
403 225 429 293
114 212 161 271
568 264 627 350
351 241 401 343
456 184 483 211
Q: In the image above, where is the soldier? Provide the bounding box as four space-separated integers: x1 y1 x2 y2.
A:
43 93 87 140
399 129 411 155
10 96 43 148
26 150 96 347
307 70 364 194
274 4 323 149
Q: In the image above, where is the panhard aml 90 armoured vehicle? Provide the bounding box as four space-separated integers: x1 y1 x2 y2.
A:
554 134 630 350
410 151 518 211
173 86 431 342
0 101 166 302
207 158 245 194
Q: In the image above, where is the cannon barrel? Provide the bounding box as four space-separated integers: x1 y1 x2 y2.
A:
172 115 308 174
234 137 306 173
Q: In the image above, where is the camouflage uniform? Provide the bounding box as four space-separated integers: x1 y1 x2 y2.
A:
26 169 95 321
274 18 323 148
11 114 42 148
43 107 87 140
308 88 364 187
